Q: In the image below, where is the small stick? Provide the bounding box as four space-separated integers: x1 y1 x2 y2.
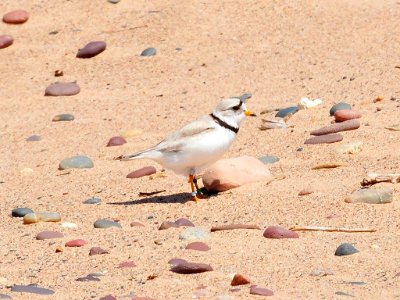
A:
139 190 166 197
361 173 400 186
211 224 261 232
290 226 376 233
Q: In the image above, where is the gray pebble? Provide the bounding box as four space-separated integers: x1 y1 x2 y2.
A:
11 285 55 295
335 291 355 297
179 227 210 241
94 219 122 229
330 102 352 116
26 135 41 142
335 243 359 256
258 155 280 164
345 188 393 204
12 207 34 217
275 106 299 118
108 0 120 3
59 155 94 170
140 47 157 56
83 197 101 204
52 113 74 122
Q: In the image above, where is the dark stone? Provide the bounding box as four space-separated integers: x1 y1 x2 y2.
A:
170 260 213 274
107 136 127 147
12 207 33 217
10 284 55 295
89 247 109 256
94 219 122 229
330 102 352 116
83 197 101 204
26 135 41 142
76 41 106 58
175 218 195 227
335 243 359 256
275 106 299 118
249 285 274 296
140 47 157 56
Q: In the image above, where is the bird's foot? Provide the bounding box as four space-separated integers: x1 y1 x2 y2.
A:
191 192 200 201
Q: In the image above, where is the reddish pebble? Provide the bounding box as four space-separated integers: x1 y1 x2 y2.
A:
36 231 64 240
117 260 136 268
310 119 360 136
159 221 179 230
0 35 13 49
107 136 126 147
130 221 145 227
304 133 343 144
3 10 29 24
231 273 251 286
76 41 106 58
298 189 313 196
89 247 109 256
65 239 87 247
126 166 156 178
250 285 274 297
170 261 213 274
185 242 210 251
99 296 116 300
45 82 80 96
334 110 362 122
168 258 187 266
133 297 156 300
175 218 195 227
263 226 299 239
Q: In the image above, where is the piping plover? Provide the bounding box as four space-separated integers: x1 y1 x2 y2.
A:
117 95 255 201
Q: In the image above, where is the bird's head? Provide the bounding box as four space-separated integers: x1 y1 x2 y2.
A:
213 94 256 127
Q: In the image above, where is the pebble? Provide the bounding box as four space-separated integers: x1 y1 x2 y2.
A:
23 212 61 224
59 155 94 170
231 273 251 286
76 275 100 282
89 247 109 255
0 35 13 49
130 221 145 227
12 207 33 217
108 0 121 3
120 128 142 138
311 119 360 136
335 243 359 256
258 155 280 164
117 260 136 268
61 222 78 229
345 188 393 204
175 218 195 227
94 219 122 229
159 221 179 230
334 110 361 122
238 93 252 102
52 113 74 122
107 136 127 147
185 242 210 251
304 133 343 144
335 291 355 297
336 141 362 154
99 295 117 300
83 197 101 204
298 189 313 196
10 284 54 295
249 285 274 297
2 10 29 24
202 156 273 192
275 106 299 118
179 227 210 241
168 258 187 266
170 260 213 274
127 166 156 178
20 168 34 176
76 41 106 58
330 102 352 116
263 226 299 239
298 97 322 109
141 47 157 56
259 118 289 130
65 239 87 247
36 231 64 240
160 218 195 230
44 82 80 96
26 135 41 141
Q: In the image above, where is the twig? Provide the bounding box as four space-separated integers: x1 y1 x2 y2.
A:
361 172 400 187
211 224 261 232
139 190 166 197
290 226 376 233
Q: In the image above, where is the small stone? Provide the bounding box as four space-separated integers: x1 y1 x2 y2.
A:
310 119 360 136
20 168 34 176
275 106 299 118
259 118 289 130
231 273 251 286
61 222 78 229
52 113 74 122
185 242 210 251
130 221 145 227
345 188 393 204
202 156 273 192
89 247 109 255
76 275 100 282
83 197 101 204
56 246 64 252
12 207 33 217
238 93 252 101
159 221 179 230
65 239 87 247
249 285 274 297
304 133 343 144
26 135 41 141
54 70 63 77
336 142 362 154
175 218 195 227
310 268 334 277
0 35 13 49
120 128 142 138
45 82 80 96
59 155 93 170
117 260 136 268
141 47 157 56
258 155 280 164
179 227 210 241
298 189 313 196
298 97 323 109
263 226 299 239
335 291 355 297
107 136 127 147
10 284 54 295
127 166 156 178
94 219 122 229
99 295 117 300
168 258 187 266
23 212 61 224
330 102 352 116
335 243 359 256
334 110 361 122
170 260 213 274
36 231 64 240
76 41 106 58
3 10 29 24
133 297 156 300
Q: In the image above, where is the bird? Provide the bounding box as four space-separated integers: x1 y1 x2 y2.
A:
117 94 255 201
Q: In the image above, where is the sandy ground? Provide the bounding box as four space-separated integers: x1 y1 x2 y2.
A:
1 0 400 299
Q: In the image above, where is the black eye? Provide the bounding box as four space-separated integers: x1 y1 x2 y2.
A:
232 105 241 111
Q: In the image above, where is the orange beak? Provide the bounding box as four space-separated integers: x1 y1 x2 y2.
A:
245 110 256 117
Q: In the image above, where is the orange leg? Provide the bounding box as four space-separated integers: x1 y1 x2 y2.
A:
193 177 206 199
188 175 199 201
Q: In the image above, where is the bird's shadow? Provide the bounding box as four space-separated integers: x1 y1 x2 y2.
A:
107 192 192 205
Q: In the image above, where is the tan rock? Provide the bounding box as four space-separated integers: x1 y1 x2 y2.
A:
202 156 273 192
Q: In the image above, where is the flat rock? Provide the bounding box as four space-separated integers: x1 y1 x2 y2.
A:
179 227 210 241
36 231 64 240
0 35 13 49
89 247 109 255
263 226 299 239
12 207 33 217
76 41 106 58
117 260 136 268
141 47 157 56
76 275 100 282
59 155 93 170
65 239 87 247
52 113 74 121
175 218 195 227
275 106 299 118
45 82 80 96
185 242 210 251
10 284 54 295
310 119 360 136
130 221 145 227
107 136 126 147
23 212 61 224
26 135 41 142
345 188 393 204
170 260 213 274
250 285 274 296
334 110 361 122
231 273 251 286
83 197 101 204
159 221 179 230
304 133 343 144
99 295 117 300
335 243 359 256
3 10 29 24
330 102 352 116
127 166 156 178
94 219 122 229
258 155 280 164
202 156 273 192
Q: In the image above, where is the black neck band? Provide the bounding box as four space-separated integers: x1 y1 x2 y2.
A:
210 113 239 134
